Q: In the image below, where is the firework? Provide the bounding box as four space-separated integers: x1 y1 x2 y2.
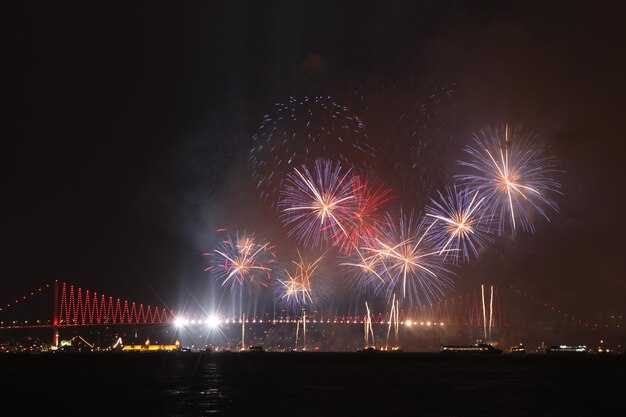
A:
204 232 276 292
456 124 561 235
277 274 313 311
424 186 492 263
385 295 400 350
275 250 327 312
364 301 375 348
340 245 385 293
279 160 358 248
333 175 392 254
249 96 377 206
344 211 455 306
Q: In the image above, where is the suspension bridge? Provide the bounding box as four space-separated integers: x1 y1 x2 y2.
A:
0 280 605 348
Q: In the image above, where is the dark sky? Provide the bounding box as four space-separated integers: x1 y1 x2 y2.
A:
4 1 626 322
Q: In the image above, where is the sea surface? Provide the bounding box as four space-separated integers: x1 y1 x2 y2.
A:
2 352 624 416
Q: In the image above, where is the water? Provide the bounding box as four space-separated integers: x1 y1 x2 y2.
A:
2 352 624 416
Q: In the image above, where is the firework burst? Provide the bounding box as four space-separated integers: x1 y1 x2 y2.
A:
342 211 455 306
456 124 561 235
249 96 377 206
424 186 492 263
333 175 392 254
204 232 276 293
279 160 358 248
275 250 327 312
340 245 386 294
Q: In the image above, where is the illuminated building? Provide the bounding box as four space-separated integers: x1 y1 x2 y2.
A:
121 338 180 352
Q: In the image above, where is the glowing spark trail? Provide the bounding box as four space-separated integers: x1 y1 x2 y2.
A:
456 124 561 235
295 318 300 351
241 314 246 351
364 301 375 349
480 284 495 341
302 310 307 350
385 294 399 350
489 285 494 341
393 296 399 349
482 284 487 341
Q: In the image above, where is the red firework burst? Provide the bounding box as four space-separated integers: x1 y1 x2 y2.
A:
333 175 392 254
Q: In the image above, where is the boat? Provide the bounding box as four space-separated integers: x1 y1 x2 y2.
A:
356 346 380 353
440 343 502 354
247 345 265 352
546 345 587 354
507 344 526 354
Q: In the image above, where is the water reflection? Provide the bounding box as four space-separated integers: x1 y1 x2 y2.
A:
161 356 227 416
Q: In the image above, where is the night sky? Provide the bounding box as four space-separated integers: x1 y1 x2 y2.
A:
5 1 626 322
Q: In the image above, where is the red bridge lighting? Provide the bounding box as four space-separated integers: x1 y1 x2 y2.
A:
57 283 175 326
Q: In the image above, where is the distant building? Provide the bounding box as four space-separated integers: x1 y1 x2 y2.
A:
122 338 180 352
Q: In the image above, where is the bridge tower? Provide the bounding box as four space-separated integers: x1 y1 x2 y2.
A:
52 280 59 347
